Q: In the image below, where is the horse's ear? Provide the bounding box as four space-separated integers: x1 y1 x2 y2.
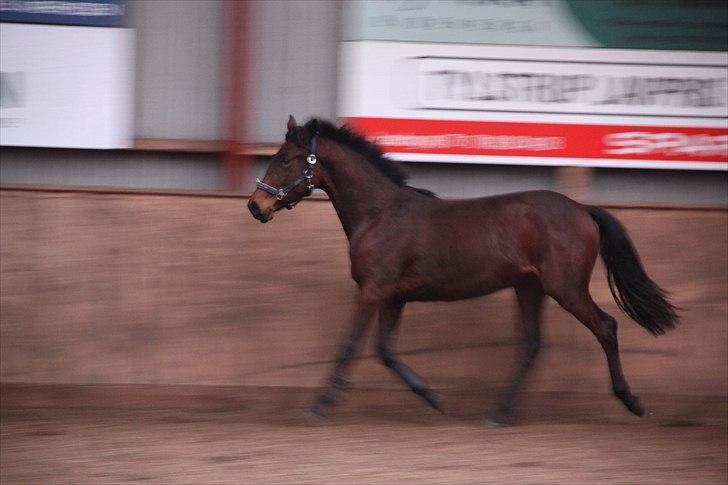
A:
287 115 297 132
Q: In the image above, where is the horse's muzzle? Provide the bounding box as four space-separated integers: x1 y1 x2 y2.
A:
248 199 271 223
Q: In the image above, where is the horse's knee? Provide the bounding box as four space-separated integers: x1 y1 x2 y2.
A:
377 345 395 368
521 340 540 363
527 344 540 363
336 338 358 363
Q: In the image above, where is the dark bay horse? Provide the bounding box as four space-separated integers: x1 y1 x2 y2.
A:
248 116 678 424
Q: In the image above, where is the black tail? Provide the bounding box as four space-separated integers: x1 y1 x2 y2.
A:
586 206 678 335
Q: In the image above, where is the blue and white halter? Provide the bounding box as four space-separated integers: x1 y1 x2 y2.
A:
255 137 317 209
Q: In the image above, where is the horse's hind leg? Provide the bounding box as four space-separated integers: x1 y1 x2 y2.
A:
377 299 443 413
556 290 645 416
491 279 544 426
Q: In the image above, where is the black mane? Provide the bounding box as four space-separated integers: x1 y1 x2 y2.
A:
292 119 409 186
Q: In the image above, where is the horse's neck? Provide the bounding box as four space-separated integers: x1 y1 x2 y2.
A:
319 143 401 239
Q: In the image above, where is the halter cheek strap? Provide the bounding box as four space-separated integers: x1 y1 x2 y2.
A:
255 137 317 209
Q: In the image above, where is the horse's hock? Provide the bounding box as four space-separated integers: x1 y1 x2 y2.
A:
0 189 726 401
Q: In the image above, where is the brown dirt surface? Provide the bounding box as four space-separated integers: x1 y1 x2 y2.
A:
1 386 726 484
1 191 726 483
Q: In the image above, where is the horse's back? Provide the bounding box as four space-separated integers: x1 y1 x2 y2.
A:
429 190 590 233
418 190 600 293
444 190 594 232
445 189 577 211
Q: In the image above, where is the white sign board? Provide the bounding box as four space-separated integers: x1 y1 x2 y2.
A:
0 23 134 149
339 42 728 170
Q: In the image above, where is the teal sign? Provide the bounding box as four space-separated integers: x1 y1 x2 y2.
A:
565 0 727 52
344 0 727 52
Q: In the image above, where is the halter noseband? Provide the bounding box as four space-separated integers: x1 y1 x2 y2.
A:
255 136 317 209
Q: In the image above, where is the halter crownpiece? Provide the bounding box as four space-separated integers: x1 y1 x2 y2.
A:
255 135 317 209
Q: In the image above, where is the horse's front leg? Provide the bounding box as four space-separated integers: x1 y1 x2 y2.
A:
377 299 443 413
309 297 377 419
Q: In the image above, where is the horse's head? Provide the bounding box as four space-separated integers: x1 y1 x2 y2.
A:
248 116 320 223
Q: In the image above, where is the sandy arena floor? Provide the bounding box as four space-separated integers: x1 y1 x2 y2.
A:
1 387 726 484
1 193 726 483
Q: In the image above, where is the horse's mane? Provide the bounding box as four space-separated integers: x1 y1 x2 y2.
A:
287 118 437 197
289 119 407 186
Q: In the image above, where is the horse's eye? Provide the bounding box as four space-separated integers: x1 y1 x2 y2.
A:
281 157 293 167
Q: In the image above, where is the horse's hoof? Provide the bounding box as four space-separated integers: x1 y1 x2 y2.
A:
487 417 512 428
488 412 516 427
416 388 445 414
305 406 329 426
427 395 446 415
624 394 645 417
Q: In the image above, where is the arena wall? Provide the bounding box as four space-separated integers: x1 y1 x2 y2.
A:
1 189 726 399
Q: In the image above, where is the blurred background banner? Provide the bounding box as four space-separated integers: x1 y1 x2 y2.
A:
340 0 728 170
0 0 134 149
0 0 126 26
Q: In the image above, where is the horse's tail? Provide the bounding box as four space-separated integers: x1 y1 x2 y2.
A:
586 206 678 335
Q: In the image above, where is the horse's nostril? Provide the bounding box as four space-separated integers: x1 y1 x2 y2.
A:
248 200 261 218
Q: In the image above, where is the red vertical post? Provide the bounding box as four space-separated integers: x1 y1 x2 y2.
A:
222 0 251 191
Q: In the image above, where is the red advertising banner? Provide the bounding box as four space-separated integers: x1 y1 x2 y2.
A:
345 117 728 167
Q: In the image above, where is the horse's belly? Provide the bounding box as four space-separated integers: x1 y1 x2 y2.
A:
398 259 521 302
403 283 506 302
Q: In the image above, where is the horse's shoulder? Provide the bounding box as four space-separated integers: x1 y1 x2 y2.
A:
349 208 408 250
